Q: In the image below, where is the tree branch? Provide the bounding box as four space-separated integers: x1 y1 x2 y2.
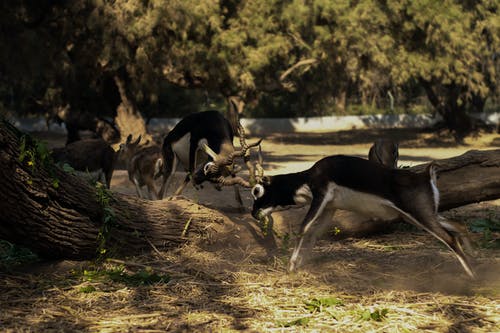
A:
279 58 319 82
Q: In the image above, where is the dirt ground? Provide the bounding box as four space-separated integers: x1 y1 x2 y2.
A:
1 127 499 332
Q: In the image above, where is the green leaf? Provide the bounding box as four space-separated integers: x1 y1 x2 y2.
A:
359 308 389 321
305 297 343 313
280 317 310 327
79 285 97 293
62 163 75 173
469 218 500 233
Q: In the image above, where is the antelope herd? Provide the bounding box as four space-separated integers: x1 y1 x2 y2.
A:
51 109 476 279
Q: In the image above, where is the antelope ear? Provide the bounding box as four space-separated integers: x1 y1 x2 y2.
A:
126 134 133 143
251 184 265 200
261 176 271 185
133 135 142 145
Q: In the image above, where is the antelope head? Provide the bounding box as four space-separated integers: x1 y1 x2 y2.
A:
118 134 141 161
198 124 265 189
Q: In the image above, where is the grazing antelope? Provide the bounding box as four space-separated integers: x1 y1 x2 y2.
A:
119 134 164 200
158 110 262 205
52 138 117 188
368 138 399 168
251 155 475 278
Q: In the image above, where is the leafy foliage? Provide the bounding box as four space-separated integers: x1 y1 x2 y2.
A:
279 317 311 328
95 183 117 257
0 240 39 269
0 1 498 136
469 217 500 249
18 134 59 188
359 308 389 321
305 297 344 313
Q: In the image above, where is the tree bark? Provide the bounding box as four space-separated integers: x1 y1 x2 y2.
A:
419 78 473 141
113 74 153 145
331 149 500 237
0 120 223 259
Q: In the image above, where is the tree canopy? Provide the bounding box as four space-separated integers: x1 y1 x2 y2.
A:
0 0 498 138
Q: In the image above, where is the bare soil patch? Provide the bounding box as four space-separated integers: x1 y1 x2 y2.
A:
1 128 499 332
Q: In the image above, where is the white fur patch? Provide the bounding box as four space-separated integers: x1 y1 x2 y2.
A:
259 207 275 217
328 183 399 221
430 171 440 213
302 183 336 234
294 184 313 204
252 184 265 200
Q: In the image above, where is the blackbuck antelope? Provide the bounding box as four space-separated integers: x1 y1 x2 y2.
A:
251 155 475 278
159 110 263 204
52 138 117 188
368 138 399 168
119 135 164 200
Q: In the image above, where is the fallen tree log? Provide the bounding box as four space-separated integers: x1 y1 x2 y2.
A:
411 149 500 210
331 148 500 236
0 119 223 259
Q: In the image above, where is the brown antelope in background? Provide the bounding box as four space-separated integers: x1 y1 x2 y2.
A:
251 154 475 278
119 134 164 200
52 138 117 188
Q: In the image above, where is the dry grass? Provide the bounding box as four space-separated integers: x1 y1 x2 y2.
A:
1 128 498 332
1 223 499 332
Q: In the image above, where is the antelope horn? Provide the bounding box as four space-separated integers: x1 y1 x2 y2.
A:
256 144 264 179
231 138 263 159
210 175 251 188
234 120 265 185
199 142 219 161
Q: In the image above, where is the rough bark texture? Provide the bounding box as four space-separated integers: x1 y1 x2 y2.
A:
113 75 153 146
412 149 500 210
0 120 223 259
331 148 500 236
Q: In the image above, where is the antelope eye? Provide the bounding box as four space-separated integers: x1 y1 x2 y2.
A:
203 162 215 175
251 184 265 200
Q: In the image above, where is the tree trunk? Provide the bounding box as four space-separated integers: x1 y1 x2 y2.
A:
419 78 473 141
227 95 245 135
335 91 347 113
331 149 500 237
113 74 153 145
0 120 223 259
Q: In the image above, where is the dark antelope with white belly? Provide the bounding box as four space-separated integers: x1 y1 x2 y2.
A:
159 110 263 203
251 155 475 278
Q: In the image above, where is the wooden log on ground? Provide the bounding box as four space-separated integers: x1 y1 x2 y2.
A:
0 119 223 259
